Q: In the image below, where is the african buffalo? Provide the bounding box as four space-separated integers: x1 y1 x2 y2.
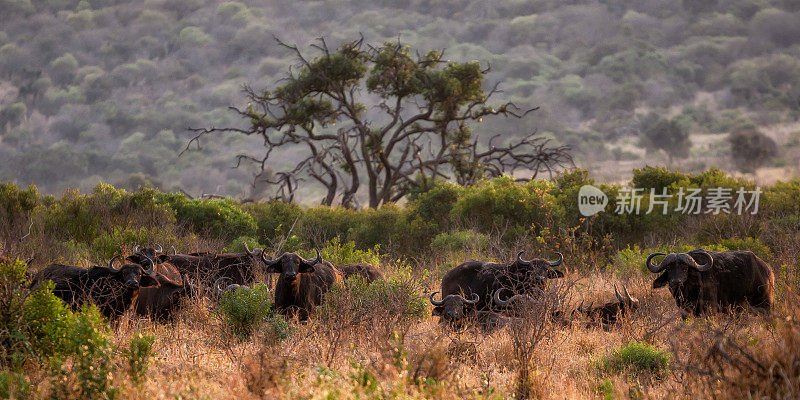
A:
134 261 196 320
30 255 159 320
646 249 774 315
168 243 263 285
261 249 342 321
430 251 565 325
575 285 639 326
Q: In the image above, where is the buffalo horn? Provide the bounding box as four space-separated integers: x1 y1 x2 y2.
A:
429 291 445 306
243 242 261 257
614 284 624 303
154 244 163 253
622 285 633 303
516 251 532 266
304 248 321 266
260 251 280 266
690 250 713 272
548 252 563 267
493 288 510 307
464 293 480 304
107 254 122 272
646 252 668 273
214 277 232 296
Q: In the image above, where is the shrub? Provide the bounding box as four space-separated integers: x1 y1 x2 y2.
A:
124 332 155 384
50 305 117 400
597 341 671 376
0 370 30 400
157 194 257 241
640 117 691 164
728 128 777 173
320 237 381 267
430 229 489 254
631 166 690 191
318 274 427 333
216 283 274 340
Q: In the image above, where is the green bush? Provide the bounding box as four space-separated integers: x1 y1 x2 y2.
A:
157 194 256 241
51 305 117 400
430 229 489 254
0 370 30 400
216 283 274 340
320 237 381 267
124 332 155 384
450 176 559 241
597 341 671 376
244 200 304 244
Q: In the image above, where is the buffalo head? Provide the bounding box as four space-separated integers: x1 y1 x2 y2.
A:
511 251 565 288
647 251 713 289
261 249 321 282
126 244 170 266
492 287 545 308
429 291 480 322
103 254 160 289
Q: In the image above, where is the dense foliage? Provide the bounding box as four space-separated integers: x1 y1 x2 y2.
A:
0 0 798 197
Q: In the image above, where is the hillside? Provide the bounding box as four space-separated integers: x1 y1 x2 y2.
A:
0 0 799 199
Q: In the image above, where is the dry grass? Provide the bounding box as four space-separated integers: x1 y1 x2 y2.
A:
9 262 785 400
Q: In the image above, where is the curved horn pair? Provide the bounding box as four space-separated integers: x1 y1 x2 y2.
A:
429 291 479 306
261 249 320 267
517 251 563 267
647 251 713 273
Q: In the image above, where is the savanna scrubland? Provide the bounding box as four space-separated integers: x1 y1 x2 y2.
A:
2 166 800 399
1 0 800 197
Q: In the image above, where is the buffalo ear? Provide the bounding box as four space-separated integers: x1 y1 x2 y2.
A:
547 269 564 279
432 306 444 316
126 255 141 264
299 263 316 274
140 275 160 288
157 254 171 262
652 273 669 289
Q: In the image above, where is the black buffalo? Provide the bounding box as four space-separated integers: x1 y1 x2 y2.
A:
430 251 565 325
167 243 262 285
261 249 342 321
30 255 159 319
575 285 639 326
647 249 775 315
134 260 196 320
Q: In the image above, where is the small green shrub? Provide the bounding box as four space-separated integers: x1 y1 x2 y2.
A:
321 237 381 266
597 341 671 377
50 305 117 400
216 283 274 340
124 332 155 384
0 370 30 400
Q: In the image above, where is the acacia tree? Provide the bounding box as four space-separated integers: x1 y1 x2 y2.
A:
187 37 572 208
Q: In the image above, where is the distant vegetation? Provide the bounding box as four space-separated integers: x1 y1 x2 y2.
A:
0 0 798 198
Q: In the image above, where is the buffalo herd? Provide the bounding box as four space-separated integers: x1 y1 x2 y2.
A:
18 242 775 328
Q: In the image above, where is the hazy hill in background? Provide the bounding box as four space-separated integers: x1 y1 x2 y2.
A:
0 0 798 201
